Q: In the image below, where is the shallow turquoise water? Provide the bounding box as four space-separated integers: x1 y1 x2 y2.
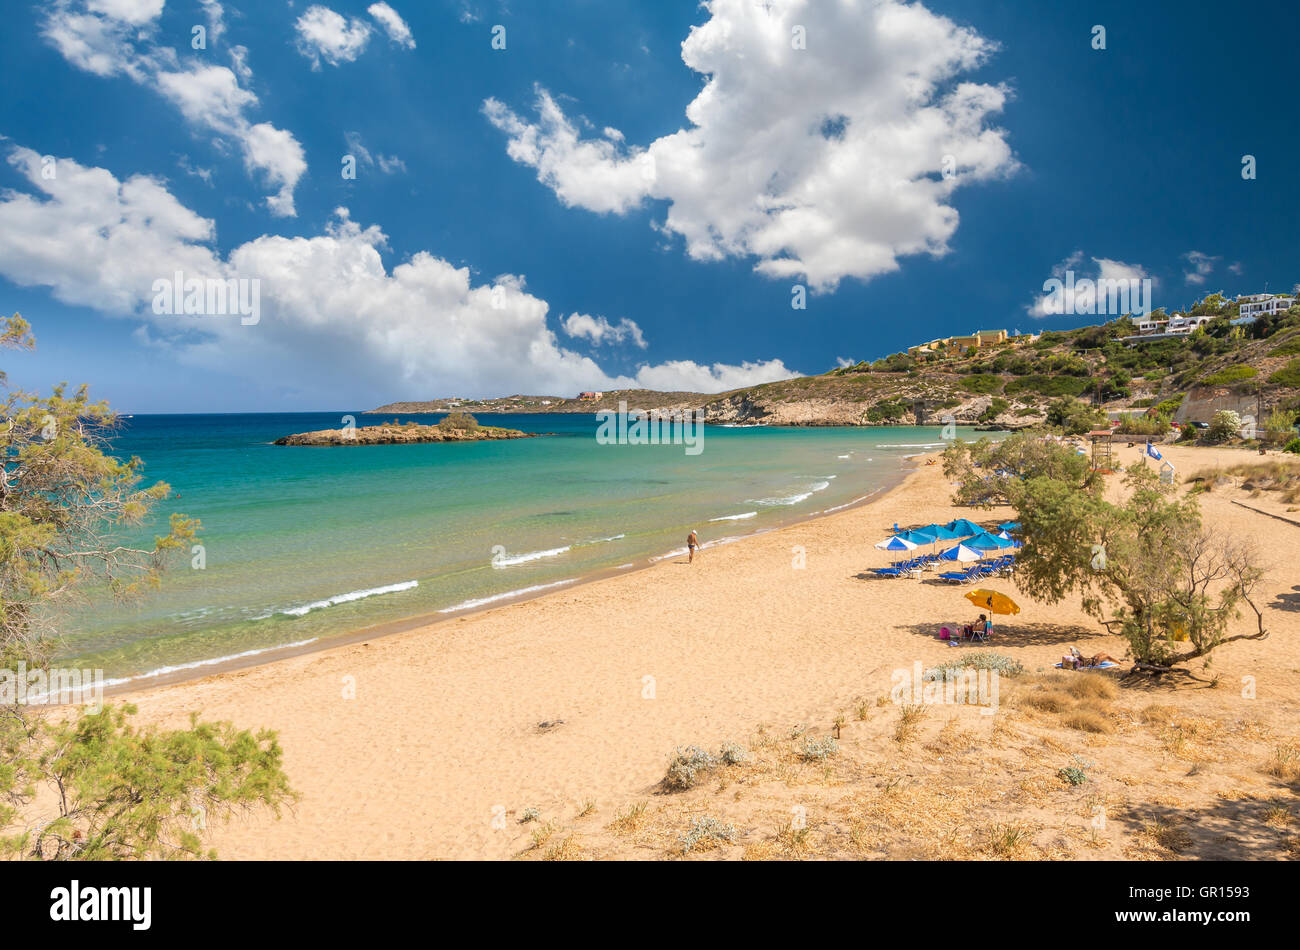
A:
57 413 979 682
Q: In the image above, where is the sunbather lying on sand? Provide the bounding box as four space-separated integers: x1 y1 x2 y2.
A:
1065 645 1116 669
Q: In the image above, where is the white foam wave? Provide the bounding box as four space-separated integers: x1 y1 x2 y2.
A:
492 545 571 568
438 578 578 613
277 580 419 617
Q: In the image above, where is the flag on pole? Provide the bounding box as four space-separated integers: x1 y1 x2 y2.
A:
1146 441 1163 461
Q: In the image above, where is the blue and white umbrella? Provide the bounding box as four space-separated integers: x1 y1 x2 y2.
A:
875 534 919 552
939 543 983 563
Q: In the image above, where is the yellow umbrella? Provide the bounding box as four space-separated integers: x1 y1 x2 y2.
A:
964 589 1021 615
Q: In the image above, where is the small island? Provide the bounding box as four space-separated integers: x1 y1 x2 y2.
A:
274 412 540 446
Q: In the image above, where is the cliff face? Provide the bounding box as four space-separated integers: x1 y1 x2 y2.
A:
274 424 538 445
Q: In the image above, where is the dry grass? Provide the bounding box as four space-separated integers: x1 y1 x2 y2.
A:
1130 817 1193 858
894 703 928 745
607 801 649 835
983 821 1037 860
1263 740 1300 784
541 836 586 861
1063 711 1113 734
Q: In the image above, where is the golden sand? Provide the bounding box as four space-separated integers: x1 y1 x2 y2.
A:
116 442 1300 859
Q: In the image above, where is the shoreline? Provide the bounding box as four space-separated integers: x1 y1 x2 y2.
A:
99 441 1299 859
94 456 917 699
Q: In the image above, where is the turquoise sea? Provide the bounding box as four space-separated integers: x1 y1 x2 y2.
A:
59 413 981 684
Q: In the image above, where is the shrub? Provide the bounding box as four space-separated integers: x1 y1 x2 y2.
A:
1005 375 1090 398
1284 437 1300 455
1270 359 1300 388
798 736 839 762
717 741 749 766
661 746 717 791
679 816 737 853
1201 365 1258 386
1115 415 1171 436
960 374 1003 395
1207 410 1242 443
924 652 1025 680
977 398 1010 423
1059 766 1089 786
439 411 479 431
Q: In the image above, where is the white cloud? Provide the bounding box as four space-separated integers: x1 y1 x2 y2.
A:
199 0 226 44
344 131 406 175
367 2 415 49
1027 252 1153 318
0 146 799 403
1182 250 1219 286
630 359 799 393
86 0 164 25
561 313 647 349
40 1 307 217
295 5 373 68
484 0 1017 292
229 45 252 82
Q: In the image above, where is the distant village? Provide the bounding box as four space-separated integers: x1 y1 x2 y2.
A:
905 291 1294 357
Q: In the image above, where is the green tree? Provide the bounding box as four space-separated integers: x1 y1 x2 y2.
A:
942 431 1094 507
438 410 479 432
1 314 292 859
1008 457 1267 669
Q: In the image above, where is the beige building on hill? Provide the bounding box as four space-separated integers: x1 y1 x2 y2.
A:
907 329 1009 357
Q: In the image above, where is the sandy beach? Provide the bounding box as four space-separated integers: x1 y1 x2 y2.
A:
114 442 1300 859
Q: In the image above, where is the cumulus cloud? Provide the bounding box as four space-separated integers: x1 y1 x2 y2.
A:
1027 251 1153 318
484 0 1017 292
294 5 372 68
40 1 307 217
561 313 647 349
367 2 415 49
0 146 799 403
1182 250 1220 286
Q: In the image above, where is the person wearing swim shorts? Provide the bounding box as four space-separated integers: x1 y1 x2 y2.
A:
687 530 699 564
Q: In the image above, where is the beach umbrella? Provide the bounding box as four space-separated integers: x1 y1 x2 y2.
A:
939 543 982 563
946 518 983 538
875 535 918 552
900 528 937 545
922 523 963 541
964 589 1021 616
963 532 1005 551
998 521 1021 532
994 531 1024 550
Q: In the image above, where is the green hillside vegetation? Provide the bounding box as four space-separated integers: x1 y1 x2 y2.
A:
374 291 1300 434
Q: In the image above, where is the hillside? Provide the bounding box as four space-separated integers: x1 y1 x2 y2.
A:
370 298 1300 430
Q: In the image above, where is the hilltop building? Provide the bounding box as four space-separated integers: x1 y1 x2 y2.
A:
907 329 1008 357
1237 293 1295 319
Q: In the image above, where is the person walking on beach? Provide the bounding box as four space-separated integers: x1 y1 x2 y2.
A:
687 530 699 563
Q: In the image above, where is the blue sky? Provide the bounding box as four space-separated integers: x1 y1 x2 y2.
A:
0 0 1297 412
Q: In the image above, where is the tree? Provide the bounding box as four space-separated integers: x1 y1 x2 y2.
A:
942 431 1094 508
1207 409 1242 443
1044 397 1106 435
1 314 292 859
438 410 479 432
1 704 292 859
0 316 201 668
1008 458 1267 669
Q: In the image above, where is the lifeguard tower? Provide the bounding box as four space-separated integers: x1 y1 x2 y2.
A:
1087 430 1116 474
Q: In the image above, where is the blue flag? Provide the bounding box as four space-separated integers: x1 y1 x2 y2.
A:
1146 441 1162 461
